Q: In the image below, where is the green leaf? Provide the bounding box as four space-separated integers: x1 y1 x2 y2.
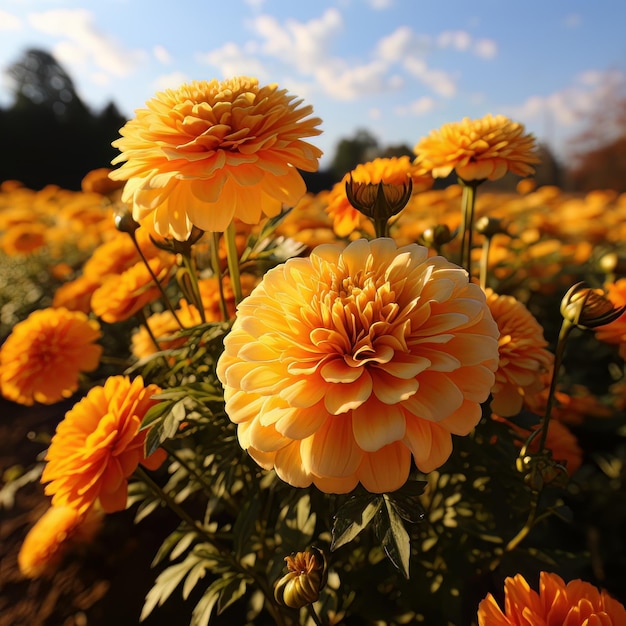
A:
386 481 427 524
232 493 261 559
378 495 411 579
190 580 221 626
331 494 382 551
217 576 247 614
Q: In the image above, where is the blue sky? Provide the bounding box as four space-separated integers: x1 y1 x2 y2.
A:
1 0 625 167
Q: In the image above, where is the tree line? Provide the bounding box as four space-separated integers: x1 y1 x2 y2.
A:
0 48 624 193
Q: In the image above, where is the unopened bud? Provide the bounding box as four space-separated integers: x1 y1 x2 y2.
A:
560 281 626 329
274 547 328 609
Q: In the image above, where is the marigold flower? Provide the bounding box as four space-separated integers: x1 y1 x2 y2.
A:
485 289 554 416
0 307 102 406
1 222 48 255
18 505 104 579
477 571 626 626
109 77 323 240
414 114 539 182
90 254 174 323
325 157 433 238
217 238 499 493
41 375 166 514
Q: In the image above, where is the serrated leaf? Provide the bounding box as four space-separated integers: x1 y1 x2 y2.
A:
233 494 261 559
141 553 202 621
331 495 382 551
152 527 193 567
182 561 208 600
386 481 427 524
217 576 247 614
190 581 221 626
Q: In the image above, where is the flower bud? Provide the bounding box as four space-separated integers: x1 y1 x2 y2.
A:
560 281 626 329
420 224 455 248
274 547 328 609
345 177 413 223
114 204 140 235
475 216 509 238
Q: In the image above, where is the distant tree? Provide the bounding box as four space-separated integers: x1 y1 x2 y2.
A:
0 48 127 189
566 76 626 192
379 143 414 159
330 128 379 180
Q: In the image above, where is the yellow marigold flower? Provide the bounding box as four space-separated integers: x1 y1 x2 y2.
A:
485 289 554 416
326 157 433 238
414 114 539 182
109 77 323 240
217 238 499 493
90 253 174 323
0 307 102 406
18 505 104 579
41 375 166 514
477 571 626 626
52 275 101 314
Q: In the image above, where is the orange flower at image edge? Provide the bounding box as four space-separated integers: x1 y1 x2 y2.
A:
110 77 323 239
217 238 500 493
0 307 102 406
41 375 166 514
478 571 626 626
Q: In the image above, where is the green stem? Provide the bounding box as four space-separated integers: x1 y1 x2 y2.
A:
537 319 574 453
136 308 162 353
307 604 324 626
225 222 243 306
459 180 478 274
210 231 230 322
374 217 390 238
128 230 183 328
479 236 492 291
178 250 206 324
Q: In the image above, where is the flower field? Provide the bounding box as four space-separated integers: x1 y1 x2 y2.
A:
1 81 626 626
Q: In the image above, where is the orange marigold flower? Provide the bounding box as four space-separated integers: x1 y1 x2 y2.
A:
216 238 499 493
477 571 626 626
41 375 166 514
90 254 174 323
18 505 104 579
0 307 102 406
109 77 323 239
485 289 554 416
414 114 539 182
594 278 626 359
325 157 433 238
1 222 48 255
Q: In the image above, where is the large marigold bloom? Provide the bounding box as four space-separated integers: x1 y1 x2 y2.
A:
414 114 539 182
0 307 102 406
478 571 626 626
485 289 554 416
41 375 166 514
109 77 323 239
217 238 499 493
325 157 434 238
18 505 104 579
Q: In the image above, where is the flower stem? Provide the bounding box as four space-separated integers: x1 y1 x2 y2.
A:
210 231 230 322
225 222 243 306
479 236 492 291
459 180 478 274
127 230 183 328
307 604 324 626
177 249 206 324
537 318 574 453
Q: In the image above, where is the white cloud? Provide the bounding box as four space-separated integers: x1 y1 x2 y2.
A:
250 9 343 75
368 0 394 9
0 10 21 30
437 30 472 52
315 59 392 100
153 45 172 65
506 69 626 129
403 57 456 97
375 26 430 62
473 38 497 60
196 42 270 79
28 9 146 78
152 72 191 94
394 96 436 116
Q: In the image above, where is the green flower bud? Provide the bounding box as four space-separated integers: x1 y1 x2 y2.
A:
274 547 328 609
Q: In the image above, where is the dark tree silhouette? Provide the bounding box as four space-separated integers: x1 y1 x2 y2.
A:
0 48 128 190
330 128 379 180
